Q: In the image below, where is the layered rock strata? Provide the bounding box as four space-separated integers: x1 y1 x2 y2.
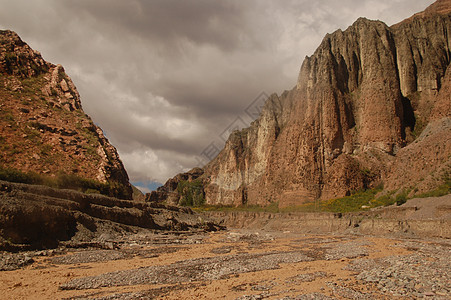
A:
0 180 221 250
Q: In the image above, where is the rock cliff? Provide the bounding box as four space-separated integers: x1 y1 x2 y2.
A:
155 0 451 207
0 30 132 199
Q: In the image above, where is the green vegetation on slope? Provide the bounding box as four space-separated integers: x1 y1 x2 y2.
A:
197 180 450 213
0 165 130 199
415 173 451 198
197 187 386 213
177 179 205 207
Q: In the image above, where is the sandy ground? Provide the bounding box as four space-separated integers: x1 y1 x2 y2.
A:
0 230 449 299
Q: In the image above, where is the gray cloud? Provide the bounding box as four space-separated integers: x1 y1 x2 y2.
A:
61 0 260 51
0 0 433 185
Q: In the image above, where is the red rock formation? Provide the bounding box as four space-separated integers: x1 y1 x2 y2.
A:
155 1 451 207
0 30 132 199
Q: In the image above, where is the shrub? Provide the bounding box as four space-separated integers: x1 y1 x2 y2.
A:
395 191 409 206
320 187 383 213
370 192 396 207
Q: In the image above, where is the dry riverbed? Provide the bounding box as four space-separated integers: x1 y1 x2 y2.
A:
0 230 450 299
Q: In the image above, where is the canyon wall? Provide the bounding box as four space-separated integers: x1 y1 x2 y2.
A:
152 0 451 207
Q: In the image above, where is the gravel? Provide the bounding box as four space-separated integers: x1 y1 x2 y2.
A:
4 230 450 299
49 250 128 265
60 251 313 290
210 245 234 254
326 281 374 299
347 240 451 299
285 272 328 284
0 252 34 271
322 239 371 260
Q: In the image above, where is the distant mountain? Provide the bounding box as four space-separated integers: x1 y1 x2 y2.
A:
151 0 451 207
0 30 132 199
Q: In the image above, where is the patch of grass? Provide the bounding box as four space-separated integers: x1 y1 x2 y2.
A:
412 116 426 138
415 185 450 198
198 186 386 213
360 168 373 177
194 175 451 213
0 166 43 185
21 75 45 94
81 127 100 147
0 165 130 199
415 173 451 198
196 201 280 213
2 112 15 122
23 126 41 141
248 201 280 213
319 187 384 212
78 127 102 161
369 190 396 207
40 144 53 156
84 145 98 157
53 172 131 199
395 190 409 206
279 203 318 213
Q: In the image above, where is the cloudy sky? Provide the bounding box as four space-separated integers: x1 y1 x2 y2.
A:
0 0 432 192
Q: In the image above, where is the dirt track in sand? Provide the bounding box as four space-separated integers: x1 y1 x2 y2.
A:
1 230 450 299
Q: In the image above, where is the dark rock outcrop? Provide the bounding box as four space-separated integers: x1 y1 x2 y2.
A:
147 167 204 205
0 180 222 250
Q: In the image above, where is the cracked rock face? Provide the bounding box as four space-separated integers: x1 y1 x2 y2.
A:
156 0 451 207
0 30 132 199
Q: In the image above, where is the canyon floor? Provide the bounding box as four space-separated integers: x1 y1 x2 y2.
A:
1 228 450 300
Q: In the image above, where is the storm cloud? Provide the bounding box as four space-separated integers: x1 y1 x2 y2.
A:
0 0 432 190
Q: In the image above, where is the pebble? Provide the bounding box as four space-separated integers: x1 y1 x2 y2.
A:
348 241 451 299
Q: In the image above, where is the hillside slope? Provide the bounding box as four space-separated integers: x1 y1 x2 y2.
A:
0 30 132 199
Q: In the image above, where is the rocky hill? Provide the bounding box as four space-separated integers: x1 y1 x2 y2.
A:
0 30 132 199
153 0 451 207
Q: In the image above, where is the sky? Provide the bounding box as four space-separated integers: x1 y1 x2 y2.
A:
0 0 433 193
